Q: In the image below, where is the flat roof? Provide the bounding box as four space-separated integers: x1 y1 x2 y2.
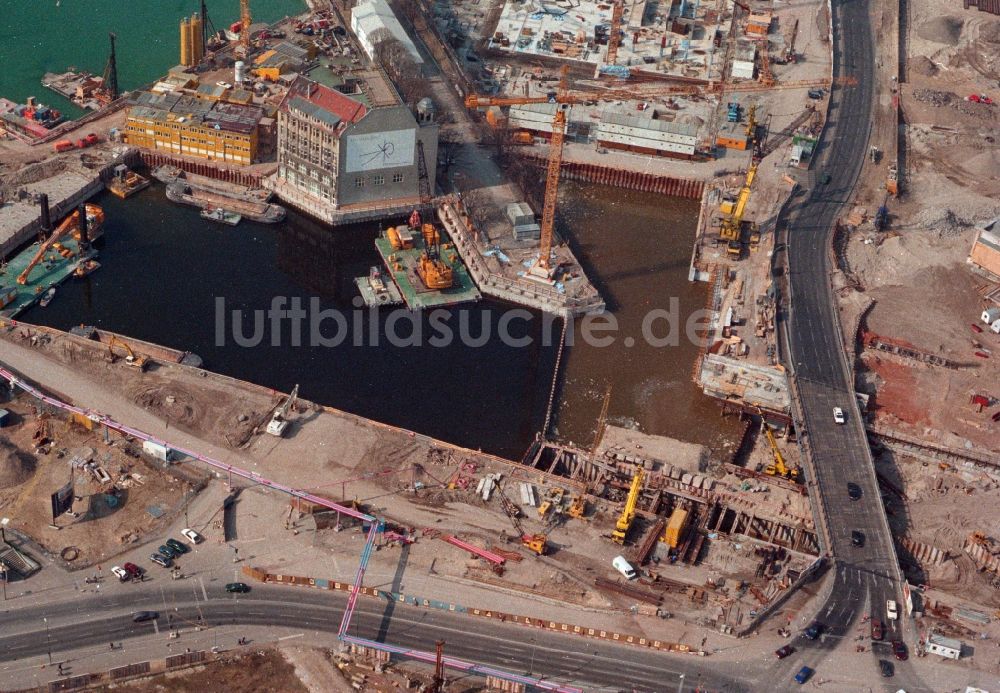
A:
127 89 265 134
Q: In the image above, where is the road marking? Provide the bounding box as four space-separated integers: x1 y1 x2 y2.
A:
153 620 159 634
199 578 208 602
277 633 304 641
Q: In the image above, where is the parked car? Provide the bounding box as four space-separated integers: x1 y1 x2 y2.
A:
794 666 814 684
225 582 251 594
821 171 832 185
852 530 865 547
166 538 190 554
132 611 159 623
775 645 795 659
181 528 204 544
871 617 884 641
847 482 862 501
150 553 172 568
878 659 894 678
804 622 823 640
123 562 143 579
892 640 908 661
158 544 180 559
886 599 898 620
111 566 129 582
833 407 846 424
612 555 637 580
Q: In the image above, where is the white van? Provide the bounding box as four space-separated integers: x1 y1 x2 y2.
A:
612 555 637 580
886 599 898 620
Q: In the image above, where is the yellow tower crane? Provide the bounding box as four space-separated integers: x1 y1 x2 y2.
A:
605 0 624 66
239 0 252 57
611 466 644 544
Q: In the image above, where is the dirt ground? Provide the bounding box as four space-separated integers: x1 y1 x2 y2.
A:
834 0 1000 454
0 396 207 570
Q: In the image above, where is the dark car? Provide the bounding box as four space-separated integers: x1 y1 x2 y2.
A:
123 562 143 579
847 482 862 501
892 640 908 661
851 530 865 547
821 172 832 184
804 621 823 640
165 538 189 554
132 611 159 623
878 659 894 678
225 582 251 594
794 666 814 684
775 645 795 659
158 544 181 559
150 553 172 568
871 617 884 641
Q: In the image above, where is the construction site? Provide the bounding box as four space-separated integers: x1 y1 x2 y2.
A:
2 0 1000 688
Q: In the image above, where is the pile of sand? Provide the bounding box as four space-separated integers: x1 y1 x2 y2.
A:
910 55 939 77
917 16 964 45
0 440 36 487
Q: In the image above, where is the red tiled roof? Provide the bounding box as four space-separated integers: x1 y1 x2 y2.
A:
282 76 366 124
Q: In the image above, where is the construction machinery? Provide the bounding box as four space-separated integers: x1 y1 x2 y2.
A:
94 33 118 105
238 0 252 58
417 223 454 290
605 0 624 66
611 466 644 544
16 204 104 285
761 415 800 481
266 384 299 437
495 484 547 555
568 494 587 519
107 336 149 371
661 507 689 548
718 161 758 257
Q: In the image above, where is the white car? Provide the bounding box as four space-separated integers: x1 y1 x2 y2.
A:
216 81 233 89
181 528 204 544
833 407 846 424
886 599 898 620
111 566 129 582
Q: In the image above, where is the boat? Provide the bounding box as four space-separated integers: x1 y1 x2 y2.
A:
200 207 242 226
39 287 56 307
107 166 151 199
73 258 101 277
354 266 403 307
166 182 285 224
150 164 185 185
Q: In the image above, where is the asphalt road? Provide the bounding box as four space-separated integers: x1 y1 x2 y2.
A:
777 0 928 691
0 584 754 692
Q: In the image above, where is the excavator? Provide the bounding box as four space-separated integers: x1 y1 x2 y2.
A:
17 203 104 286
107 336 149 371
494 484 547 555
760 414 800 482
611 466 644 545
266 384 299 437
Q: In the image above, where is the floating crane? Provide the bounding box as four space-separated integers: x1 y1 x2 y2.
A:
95 33 118 104
495 484 547 555
266 384 299 437
17 204 103 285
611 466 644 544
760 412 800 481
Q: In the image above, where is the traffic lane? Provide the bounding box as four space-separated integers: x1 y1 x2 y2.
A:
0 595 751 692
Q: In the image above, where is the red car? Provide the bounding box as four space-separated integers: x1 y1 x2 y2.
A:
871 617 884 641
123 562 144 579
892 640 908 661
775 645 796 659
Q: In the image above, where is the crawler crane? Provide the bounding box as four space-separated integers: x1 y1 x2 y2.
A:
611 466 644 544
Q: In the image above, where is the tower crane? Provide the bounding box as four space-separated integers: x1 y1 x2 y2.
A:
266 384 299 437
239 0 252 57
611 466 644 544
605 0 624 66
494 484 547 555
464 75 856 272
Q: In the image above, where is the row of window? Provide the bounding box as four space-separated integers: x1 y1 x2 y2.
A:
355 173 404 188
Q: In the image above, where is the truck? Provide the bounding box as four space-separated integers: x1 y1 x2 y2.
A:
53 139 74 152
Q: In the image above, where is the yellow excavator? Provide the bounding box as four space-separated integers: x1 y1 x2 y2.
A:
107 336 149 371
761 415 800 481
17 204 104 285
611 466 644 544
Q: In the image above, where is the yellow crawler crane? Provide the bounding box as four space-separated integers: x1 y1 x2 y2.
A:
611 466 644 545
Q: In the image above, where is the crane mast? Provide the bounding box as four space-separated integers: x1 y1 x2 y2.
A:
240 0 252 56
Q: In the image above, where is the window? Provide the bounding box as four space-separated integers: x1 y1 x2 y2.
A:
373 175 385 185
392 173 404 183
355 177 365 188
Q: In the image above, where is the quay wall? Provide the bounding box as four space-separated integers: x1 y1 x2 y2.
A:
518 155 705 199
139 151 266 188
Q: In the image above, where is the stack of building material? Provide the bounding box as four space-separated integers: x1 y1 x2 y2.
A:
507 202 541 241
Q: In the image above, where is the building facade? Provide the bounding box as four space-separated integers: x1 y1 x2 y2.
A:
124 90 264 165
275 77 437 214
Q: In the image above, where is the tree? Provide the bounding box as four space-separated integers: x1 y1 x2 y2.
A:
370 33 430 105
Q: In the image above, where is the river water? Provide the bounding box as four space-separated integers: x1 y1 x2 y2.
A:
3 1 740 458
